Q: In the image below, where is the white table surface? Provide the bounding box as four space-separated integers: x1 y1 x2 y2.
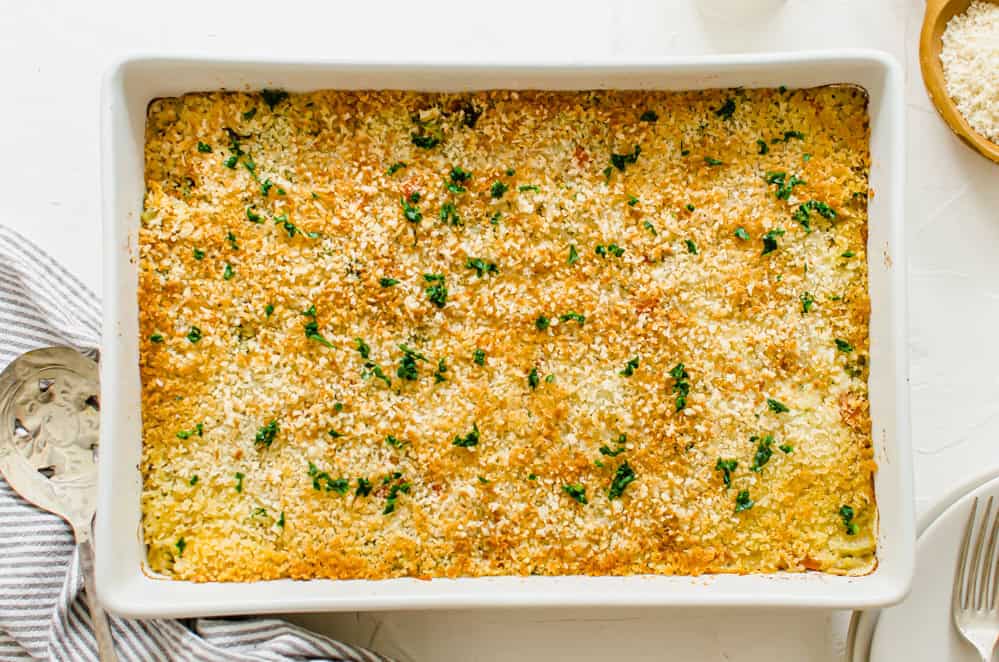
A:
3 0 997 659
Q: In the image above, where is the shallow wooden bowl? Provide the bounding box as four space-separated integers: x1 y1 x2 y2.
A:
920 0 999 163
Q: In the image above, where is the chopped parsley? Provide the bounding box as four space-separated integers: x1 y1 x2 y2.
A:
518 184 540 193
619 356 640 377
334 402 344 412
224 155 238 169
595 243 625 258
610 144 641 172
473 348 486 365
835 338 854 353
423 273 448 307
839 505 858 535
383 478 411 514
447 166 472 193
643 220 657 236
842 250 855 258
386 435 407 449
600 436 627 456
714 98 736 120
761 227 785 255
226 232 239 251
401 197 422 223
686 203 695 212
246 207 262 223
764 171 805 200
186 326 202 343
274 214 318 239
478 476 490 484
260 89 288 109
354 337 371 359
223 263 234 280
767 398 789 414
435 201 461 226
411 133 440 149
361 361 392 387
328 430 342 439
355 477 373 497
307 462 348 494
793 199 836 232
562 484 588 505
627 195 639 206
528 367 540 390
735 490 754 512
545 373 555 383
608 461 636 500
670 363 690 411
434 357 447 383
261 178 273 196
387 162 407 175
196 141 212 153
490 181 508 198
734 226 750 241
568 244 579 265
189 475 198 486
379 277 400 287
783 130 805 141
750 434 775 472
506 168 516 176
800 291 815 313
639 110 658 122
303 315 335 348
559 311 585 325
193 248 205 260
535 315 551 331
277 511 285 528
704 156 724 167
235 472 244 493
452 422 480 448
175 423 203 440
528 473 538 481
397 344 428 380
254 419 279 448
715 459 738 488
685 239 698 254
466 257 498 277
149 333 164 343
779 443 794 454
757 139 769 155
176 537 186 556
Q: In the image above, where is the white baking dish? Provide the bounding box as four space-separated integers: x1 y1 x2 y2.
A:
97 51 912 618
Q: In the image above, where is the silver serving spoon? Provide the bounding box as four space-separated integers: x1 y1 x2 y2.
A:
0 347 115 661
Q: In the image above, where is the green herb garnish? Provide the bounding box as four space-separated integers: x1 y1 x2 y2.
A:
354 337 371 359
150 333 164 343
355 478 373 497
176 537 186 556
235 472 244 493
411 133 440 149
757 139 769 155
439 202 461 225
187 326 202 343
397 344 428 380
764 171 805 200
750 434 774 472
715 459 738 488
714 98 736 120
610 144 641 172
528 367 540 390
222 263 234 281
841 250 855 258
361 361 392 387
734 227 750 241
558 311 585 325
735 490 754 512
452 422 480 448
189 476 198 486
466 257 498 277
386 435 407 449
639 110 658 122
767 398 789 414
401 197 422 223
562 484 588 504
246 208 262 223
261 89 288 109
670 363 690 411
434 357 447 383
761 228 785 255
387 162 407 175
197 141 212 153
779 443 794 454
620 356 639 377
839 505 858 535
383 478 411 514
518 184 540 193
379 277 400 287
490 181 508 198
307 462 348 494
535 315 550 331
800 291 815 313
704 156 723 167
473 348 486 365
835 338 854 353
254 419 279 448
568 244 579 265
423 273 447 307
643 220 657 236
685 239 698 254
608 461 636 500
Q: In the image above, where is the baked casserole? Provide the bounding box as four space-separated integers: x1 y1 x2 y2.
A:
138 86 876 581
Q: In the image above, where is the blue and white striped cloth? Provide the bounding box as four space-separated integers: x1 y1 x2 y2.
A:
0 226 389 661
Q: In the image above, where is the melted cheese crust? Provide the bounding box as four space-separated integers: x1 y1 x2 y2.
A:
139 86 876 581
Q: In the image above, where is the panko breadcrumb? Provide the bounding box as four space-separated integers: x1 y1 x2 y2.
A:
139 86 876 582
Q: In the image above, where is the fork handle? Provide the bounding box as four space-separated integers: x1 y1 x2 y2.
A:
78 540 117 662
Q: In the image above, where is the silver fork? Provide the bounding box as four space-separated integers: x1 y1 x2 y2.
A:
953 496 999 662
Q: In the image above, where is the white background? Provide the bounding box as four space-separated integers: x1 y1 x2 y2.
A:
2 0 997 660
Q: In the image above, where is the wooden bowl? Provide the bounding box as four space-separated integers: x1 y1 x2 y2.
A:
920 0 999 163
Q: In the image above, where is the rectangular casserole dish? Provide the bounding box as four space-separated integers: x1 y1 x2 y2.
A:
97 51 912 617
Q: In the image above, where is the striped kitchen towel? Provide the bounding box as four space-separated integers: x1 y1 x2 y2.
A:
0 225 389 662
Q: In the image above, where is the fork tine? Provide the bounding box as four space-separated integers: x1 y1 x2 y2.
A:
969 497 992 610
989 501 999 609
956 497 979 612
976 497 997 609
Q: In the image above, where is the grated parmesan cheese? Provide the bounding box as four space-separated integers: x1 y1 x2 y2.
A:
941 0 999 142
